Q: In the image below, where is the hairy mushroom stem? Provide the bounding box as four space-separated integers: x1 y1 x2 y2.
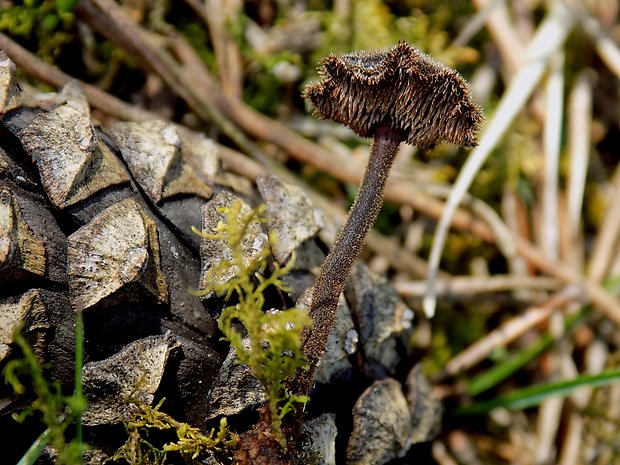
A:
291 42 482 407
296 123 402 394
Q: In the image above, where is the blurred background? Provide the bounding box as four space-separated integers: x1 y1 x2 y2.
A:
1 1 620 463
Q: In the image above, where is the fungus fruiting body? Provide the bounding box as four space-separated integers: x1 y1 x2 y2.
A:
305 42 482 148
297 42 483 394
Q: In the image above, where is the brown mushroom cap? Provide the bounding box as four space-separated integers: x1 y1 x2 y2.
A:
304 42 483 148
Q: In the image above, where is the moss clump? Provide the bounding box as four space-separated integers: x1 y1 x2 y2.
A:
192 201 312 447
0 0 78 61
112 399 236 465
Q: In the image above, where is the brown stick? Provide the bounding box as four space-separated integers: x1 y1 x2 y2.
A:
0 32 156 123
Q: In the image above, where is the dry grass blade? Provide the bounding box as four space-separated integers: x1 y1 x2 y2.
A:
416 182 516 259
541 51 564 261
579 10 620 79
565 71 593 269
424 2 575 317
587 166 620 282
471 0 526 73
437 286 580 379
395 275 560 299
0 32 156 122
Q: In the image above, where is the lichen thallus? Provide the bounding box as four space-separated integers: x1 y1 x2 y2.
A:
295 42 483 395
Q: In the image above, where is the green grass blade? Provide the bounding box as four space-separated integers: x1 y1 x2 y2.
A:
455 368 620 416
16 428 51 465
466 334 552 397
466 309 587 396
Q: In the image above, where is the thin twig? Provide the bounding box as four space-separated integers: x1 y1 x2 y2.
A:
541 50 564 261
394 275 560 298
436 286 581 379
471 0 526 74
501 187 533 300
203 0 244 98
565 71 593 270
587 165 620 282
0 32 156 122
516 235 620 326
579 9 620 79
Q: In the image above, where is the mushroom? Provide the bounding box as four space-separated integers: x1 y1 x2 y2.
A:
297 42 483 392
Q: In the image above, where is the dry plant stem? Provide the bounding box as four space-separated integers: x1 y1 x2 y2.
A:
557 341 607 465
501 188 531 299
541 51 564 261
565 71 592 270
0 32 155 123
587 165 620 282
203 0 243 98
436 286 580 380
471 0 526 74
183 0 246 99
299 124 401 393
535 393 563 464
516 237 620 325
579 9 620 78
394 275 560 298
366 230 429 278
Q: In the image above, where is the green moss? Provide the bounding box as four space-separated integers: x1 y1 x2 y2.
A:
112 399 236 464
192 202 311 447
308 0 478 77
0 1 78 61
177 20 218 74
